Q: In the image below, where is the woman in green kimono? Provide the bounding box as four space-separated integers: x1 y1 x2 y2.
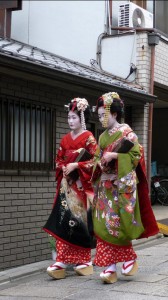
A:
92 92 159 284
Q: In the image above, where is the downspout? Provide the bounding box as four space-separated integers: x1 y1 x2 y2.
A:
147 45 155 192
147 0 158 193
109 0 112 28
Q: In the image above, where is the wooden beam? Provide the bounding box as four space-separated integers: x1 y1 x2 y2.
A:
0 1 21 10
0 9 11 38
0 1 22 38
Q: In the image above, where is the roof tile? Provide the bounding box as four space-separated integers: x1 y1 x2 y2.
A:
0 37 148 95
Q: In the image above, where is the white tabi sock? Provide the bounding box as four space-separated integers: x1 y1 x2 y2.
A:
122 260 135 274
105 263 116 273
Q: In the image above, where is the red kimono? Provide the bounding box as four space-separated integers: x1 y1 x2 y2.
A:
43 131 97 264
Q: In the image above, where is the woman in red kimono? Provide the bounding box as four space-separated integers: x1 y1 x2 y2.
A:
43 97 97 280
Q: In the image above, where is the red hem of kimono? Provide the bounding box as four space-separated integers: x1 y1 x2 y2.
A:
138 228 159 239
94 237 137 267
56 240 91 264
136 159 159 239
94 234 132 249
43 227 91 251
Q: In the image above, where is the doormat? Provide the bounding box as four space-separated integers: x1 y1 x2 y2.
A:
157 219 168 236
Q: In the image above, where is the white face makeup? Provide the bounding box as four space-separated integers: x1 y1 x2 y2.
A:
98 107 117 129
68 110 82 131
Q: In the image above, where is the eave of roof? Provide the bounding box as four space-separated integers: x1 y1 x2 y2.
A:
0 37 157 103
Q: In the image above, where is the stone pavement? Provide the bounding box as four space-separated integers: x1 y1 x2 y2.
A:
0 204 167 299
0 237 168 299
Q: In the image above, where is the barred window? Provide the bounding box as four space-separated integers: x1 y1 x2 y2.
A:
0 96 56 171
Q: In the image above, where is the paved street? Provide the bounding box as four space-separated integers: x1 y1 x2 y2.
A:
0 204 168 300
0 236 168 300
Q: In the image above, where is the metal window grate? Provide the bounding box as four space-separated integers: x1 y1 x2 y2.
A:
0 95 56 171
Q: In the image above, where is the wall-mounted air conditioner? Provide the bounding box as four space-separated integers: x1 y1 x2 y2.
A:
118 2 153 29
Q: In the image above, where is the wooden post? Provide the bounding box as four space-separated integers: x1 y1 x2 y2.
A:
0 0 22 38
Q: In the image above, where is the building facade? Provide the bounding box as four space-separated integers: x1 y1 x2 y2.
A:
1 0 167 270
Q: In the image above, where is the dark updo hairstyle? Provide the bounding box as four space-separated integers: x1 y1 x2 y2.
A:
69 101 91 123
97 95 124 122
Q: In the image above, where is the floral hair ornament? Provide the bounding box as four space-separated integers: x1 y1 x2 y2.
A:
101 92 120 127
64 98 89 130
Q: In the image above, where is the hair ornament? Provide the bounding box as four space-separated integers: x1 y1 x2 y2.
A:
101 92 120 127
64 104 70 111
71 98 88 112
64 97 89 130
72 98 88 130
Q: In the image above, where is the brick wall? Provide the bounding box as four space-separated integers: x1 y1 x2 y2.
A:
155 38 168 86
131 104 149 162
0 174 55 269
0 74 73 270
136 32 151 92
135 32 152 162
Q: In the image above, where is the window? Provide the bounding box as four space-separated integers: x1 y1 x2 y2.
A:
131 0 168 35
0 96 56 171
155 1 168 35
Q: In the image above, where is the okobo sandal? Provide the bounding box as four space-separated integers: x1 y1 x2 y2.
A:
122 260 138 276
47 262 66 279
74 262 93 276
100 270 117 284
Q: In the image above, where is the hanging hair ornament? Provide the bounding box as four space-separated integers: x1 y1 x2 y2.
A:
64 104 70 111
101 92 120 127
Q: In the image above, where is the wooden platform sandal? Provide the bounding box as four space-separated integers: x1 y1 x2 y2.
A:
100 270 117 284
74 262 93 276
47 262 66 279
122 260 138 276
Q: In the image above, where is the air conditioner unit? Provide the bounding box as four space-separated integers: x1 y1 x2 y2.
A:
118 2 153 29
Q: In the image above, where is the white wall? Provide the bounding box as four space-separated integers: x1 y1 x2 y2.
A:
11 0 136 77
11 0 105 66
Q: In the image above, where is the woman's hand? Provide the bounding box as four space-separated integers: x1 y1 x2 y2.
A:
63 163 78 176
62 166 66 177
101 152 118 165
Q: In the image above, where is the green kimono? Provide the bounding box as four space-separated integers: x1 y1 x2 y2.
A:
93 123 145 246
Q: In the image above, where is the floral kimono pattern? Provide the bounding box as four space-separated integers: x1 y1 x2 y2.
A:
93 124 159 248
43 131 97 251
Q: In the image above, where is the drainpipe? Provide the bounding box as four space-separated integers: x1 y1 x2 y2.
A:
147 33 160 192
147 46 155 191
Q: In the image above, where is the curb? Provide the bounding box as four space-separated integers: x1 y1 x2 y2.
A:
0 260 52 285
0 233 165 285
132 232 164 247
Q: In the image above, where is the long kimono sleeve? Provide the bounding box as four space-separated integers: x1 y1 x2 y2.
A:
55 139 66 181
91 138 102 183
118 132 159 238
118 132 141 179
115 131 141 196
78 134 98 190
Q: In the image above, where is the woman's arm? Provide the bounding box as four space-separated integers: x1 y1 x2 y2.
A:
55 140 66 178
101 152 118 165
